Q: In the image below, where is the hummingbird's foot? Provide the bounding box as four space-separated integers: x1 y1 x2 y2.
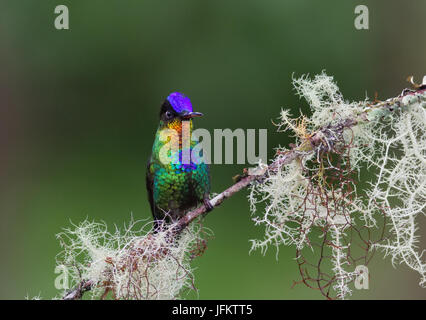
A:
203 197 214 212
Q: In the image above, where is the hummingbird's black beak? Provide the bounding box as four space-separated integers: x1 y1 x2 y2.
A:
180 111 203 119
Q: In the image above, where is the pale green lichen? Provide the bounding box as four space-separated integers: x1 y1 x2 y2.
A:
56 218 208 300
249 73 426 299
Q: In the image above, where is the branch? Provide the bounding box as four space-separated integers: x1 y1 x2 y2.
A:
62 86 425 300
178 87 426 228
62 280 93 300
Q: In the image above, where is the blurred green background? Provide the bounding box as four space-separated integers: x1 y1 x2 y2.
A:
0 0 425 299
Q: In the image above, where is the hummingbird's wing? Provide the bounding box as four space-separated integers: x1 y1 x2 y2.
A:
146 159 166 231
145 159 156 220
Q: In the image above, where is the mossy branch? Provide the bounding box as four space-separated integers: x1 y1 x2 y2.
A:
61 82 425 300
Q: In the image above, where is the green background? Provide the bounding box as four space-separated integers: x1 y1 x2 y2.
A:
0 0 425 299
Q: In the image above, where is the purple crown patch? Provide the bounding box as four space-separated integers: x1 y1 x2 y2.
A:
167 92 193 113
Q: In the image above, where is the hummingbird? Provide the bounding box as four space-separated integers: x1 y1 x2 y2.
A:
146 92 212 229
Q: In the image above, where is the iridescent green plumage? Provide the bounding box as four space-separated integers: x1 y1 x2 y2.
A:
146 93 211 228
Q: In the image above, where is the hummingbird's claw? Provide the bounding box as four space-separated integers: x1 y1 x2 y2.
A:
203 197 214 212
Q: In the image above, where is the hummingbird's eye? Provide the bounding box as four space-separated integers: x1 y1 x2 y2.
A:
165 111 173 119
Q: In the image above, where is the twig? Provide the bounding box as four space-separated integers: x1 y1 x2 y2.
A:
63 280 93 300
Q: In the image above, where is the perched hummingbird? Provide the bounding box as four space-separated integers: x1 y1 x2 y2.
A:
146 92 212 229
